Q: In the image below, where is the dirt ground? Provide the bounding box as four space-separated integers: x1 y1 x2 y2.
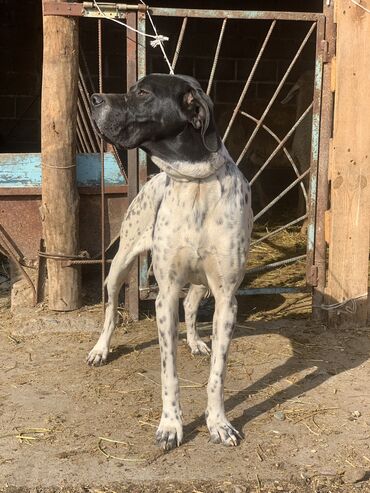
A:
1 285 370 493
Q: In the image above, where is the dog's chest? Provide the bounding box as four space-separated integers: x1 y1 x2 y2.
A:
158 177 221 236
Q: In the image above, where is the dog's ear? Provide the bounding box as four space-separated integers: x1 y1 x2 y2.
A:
182 88 219 153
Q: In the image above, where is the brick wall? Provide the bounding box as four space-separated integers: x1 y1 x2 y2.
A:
0 0 42 153
0 0 318 153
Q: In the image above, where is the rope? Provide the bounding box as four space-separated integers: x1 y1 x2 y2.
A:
314 293 368 314
140 0 174 74
42 164 76 169
92 0 173 74
38 250 91 261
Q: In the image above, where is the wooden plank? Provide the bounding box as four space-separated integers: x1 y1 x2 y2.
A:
41 1 81 311
325 0 370 327
0 153 126 188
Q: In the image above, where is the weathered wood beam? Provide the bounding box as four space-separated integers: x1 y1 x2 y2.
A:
325 0 370 327
41 0 81 310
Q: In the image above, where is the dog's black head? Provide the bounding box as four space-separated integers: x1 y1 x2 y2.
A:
90 74 220 161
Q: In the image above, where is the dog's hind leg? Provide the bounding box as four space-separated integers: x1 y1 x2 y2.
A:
87 172 166 366
183 284 210 355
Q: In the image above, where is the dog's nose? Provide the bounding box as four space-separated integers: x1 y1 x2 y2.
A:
91 94 105 107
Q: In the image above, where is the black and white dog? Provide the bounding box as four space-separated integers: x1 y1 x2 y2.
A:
88 74 253 449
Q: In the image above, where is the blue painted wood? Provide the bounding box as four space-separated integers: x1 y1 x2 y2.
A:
0 153 126 188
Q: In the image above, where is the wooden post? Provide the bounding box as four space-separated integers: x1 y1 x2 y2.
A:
41 0 81 310
325 0 370 327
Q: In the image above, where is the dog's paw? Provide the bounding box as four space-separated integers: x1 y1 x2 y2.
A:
187 338 211 356
86 345 109 366
206 414 242 447
155 414 183 451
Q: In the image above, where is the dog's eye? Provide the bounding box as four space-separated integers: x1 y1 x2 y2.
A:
137 89 150 97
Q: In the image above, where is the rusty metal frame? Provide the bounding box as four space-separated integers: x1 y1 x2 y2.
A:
312 1 335 319
36 3 333 314
149 9 322 22
0 225 37 305
135 7 328 300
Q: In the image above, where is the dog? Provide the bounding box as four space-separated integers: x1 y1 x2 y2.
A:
88 74 253 449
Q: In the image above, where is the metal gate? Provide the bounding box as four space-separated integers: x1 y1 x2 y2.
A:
49 3 333 318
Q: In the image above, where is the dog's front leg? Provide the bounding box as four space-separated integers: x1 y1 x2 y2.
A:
155 291 183 450
206 294 242 446
87 173 166 366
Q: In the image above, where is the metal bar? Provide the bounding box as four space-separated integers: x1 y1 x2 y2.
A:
80 47 96 94
126 11 139 320
206 17 227 96
312 2 335 319
43 4 323 22
0 226 37 306
76 115 89 153
251 214 308 246
306 15 325 288
78 69 100 149
245 254 306 276
44 2 138 17
171 17 188 72
150 8 323 22
236 22 317 165
223 20 276 142
84 1 142 15
137 10 150 300
138 284 307 300
43 2 85 16
254 168 310 221
98 18 106 316
77 103 93 152
236 286 307 296
240 110 308 205
77 98 95 152
249 103 313 185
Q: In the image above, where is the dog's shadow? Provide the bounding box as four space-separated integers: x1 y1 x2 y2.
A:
107 300 370 445
181 320 365 444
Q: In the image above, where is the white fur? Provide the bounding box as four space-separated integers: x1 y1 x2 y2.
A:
87 143 253 450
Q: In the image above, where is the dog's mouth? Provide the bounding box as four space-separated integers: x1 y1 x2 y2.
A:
90 116 119 147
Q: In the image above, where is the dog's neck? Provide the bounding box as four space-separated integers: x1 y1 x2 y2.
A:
149 143 231 182
140 123 222 168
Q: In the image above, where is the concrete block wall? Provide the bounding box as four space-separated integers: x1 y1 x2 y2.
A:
0 0 42 153
0 0 316 154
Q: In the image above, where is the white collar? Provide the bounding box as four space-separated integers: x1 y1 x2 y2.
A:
151 144 230 182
